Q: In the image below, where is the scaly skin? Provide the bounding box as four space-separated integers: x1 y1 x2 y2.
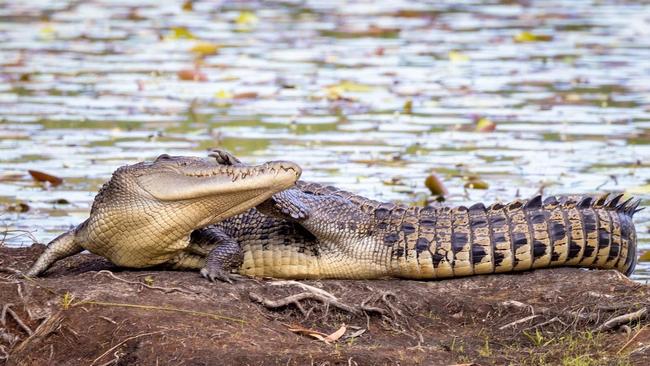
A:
196 151 640 280
25 153 301 281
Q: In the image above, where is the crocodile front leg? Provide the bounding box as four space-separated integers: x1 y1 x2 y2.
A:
191 228 244 283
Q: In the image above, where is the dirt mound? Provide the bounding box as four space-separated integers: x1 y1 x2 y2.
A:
1 245 649 365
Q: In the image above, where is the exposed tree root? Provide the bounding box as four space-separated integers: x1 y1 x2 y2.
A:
500 299 649 333
595 308 648 332
1 303 32 336
499 314 540 330
93 270 197 295
249 283 407 330
249 292 361 316
11 312 63 355
269 280 337 300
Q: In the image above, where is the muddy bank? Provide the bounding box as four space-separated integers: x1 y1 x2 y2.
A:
0 245 649 366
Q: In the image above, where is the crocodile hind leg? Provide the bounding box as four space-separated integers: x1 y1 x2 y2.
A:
191 227 244 283
25 229 83 277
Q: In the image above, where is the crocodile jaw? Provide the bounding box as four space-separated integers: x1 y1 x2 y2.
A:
136 158 300 199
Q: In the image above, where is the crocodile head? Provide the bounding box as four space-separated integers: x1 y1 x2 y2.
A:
80 153 302 267
123 154 301 226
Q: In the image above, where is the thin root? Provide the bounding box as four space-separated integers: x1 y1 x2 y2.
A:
90 330 165 366
1 303 33 336
499 314 540 330
249 292 361 316
94 270 196 295
269 280 337 300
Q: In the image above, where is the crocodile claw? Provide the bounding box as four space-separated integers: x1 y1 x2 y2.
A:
200 267 241 284
208 149 243 166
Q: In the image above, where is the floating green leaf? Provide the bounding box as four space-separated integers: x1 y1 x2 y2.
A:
514 31 552 43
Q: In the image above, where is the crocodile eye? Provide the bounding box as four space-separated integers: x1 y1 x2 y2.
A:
155 154 171 162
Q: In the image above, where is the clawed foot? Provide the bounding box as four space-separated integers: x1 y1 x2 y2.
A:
200 267 243 284
208 149 243 166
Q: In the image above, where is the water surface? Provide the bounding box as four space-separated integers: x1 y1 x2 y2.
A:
0 0 648 281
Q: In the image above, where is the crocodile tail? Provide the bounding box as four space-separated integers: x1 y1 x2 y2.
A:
472 194 639 277
415 194 640 279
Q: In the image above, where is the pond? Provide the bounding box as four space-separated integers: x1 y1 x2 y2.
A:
0 0 648 281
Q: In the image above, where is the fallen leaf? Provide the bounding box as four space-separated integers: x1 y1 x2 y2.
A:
0 172 25 182
464 179 489 190
640 251 650 262
475 117 496 132
514 31 552 43
324 324 346 342
321 26 399 38
28 170 63 186
177 69 207 82
215 90 233 99
287 325 329 342
39 24 56 40
6 202 29 212
143 275 155 286
425 173 448 196
166 27 196 40
236 11 258 26
181 0 193 11
564 93 582 102
331 81 374 93
383 177 404 186
233 91 258 99
448 51 470 63
126 9 145 21
325 81 374 100
190 42 220 56
403 99 413 114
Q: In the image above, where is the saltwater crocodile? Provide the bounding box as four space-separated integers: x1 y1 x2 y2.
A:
191 150 640 280
25 154 301 281
24 150 640 282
